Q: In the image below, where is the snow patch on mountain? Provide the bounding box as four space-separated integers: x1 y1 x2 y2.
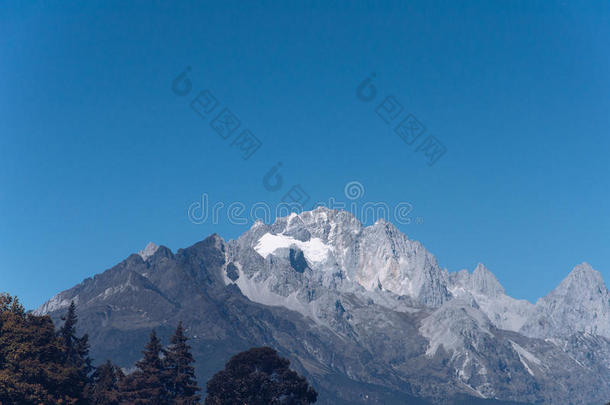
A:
510 341 542 376
254 233 332 263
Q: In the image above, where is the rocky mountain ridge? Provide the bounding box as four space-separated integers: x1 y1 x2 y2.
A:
35 208 610 404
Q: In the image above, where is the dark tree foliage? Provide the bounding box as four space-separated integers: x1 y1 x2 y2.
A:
1 294 207 404
2 293 324 405
59 302 79 356
0 293 86 404
205 347 318 405
164 322 201 404
86 360 124 405
58 301 94 402
119 329 170 404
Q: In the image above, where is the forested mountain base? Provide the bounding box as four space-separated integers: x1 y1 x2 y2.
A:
0 293 317 404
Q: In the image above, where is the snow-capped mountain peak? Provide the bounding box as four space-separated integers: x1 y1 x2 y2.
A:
35 210 610 405
239 208 450 308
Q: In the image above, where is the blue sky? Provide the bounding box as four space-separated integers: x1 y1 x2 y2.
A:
1 1 608 310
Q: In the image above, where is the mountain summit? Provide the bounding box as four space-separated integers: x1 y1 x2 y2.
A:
236 207 451 308
138 242 159 261
36 209 610 405
470 263 506 297
520 262 610 339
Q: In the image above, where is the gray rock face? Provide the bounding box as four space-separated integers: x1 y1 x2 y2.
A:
234 208 451 309
36 209 610 405
466 263 506 297
520 262 610 339
448 264 535 332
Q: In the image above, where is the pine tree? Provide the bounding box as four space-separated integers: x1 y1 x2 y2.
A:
164 322 201 404
77 333 94 376
59 302 93 371
59 302 78 355
87 360 124 405
57 301 93 403
120 329 170 404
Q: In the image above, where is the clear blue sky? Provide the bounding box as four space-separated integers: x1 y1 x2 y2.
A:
1 1 608 310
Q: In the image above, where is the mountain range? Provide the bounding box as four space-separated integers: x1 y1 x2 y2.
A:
35 208 610 404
